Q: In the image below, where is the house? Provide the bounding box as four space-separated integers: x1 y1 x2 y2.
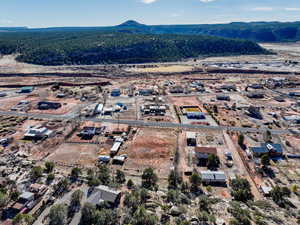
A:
87 185 121 207
194 147 218 166
219 85 236 91
196 86 205 92
139 89 154 96
186 132 196 146
102 107 114 116
141 104 167 116
246 106 263 120
249 84 263 89
216 95 230 101
247 93 264 99
289 92 300 97
283 115 300 124
169 86 184 94
94 104 104 115
274 96 285 102
19 86 34 93
24 126 53 140
37 101 61 110
78 127 97 139
11 191 35 214
200 171 226 185
114 103 127 112
29 183 47 195
112 156 126 164
0 138 10 147
98 155 111 163
250 143 283 157
56 93 66 98
111 89 121 97
187 112 205 120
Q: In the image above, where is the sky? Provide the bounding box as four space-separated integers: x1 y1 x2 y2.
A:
1 0 300 28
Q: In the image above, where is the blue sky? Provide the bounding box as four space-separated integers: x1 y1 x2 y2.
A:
1 0 300 27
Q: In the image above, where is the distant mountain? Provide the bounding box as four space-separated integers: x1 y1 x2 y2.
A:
2 20 300 42
0 27 28 32
2 21 300 42
118 20 147 27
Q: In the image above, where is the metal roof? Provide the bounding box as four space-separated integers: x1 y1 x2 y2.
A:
20 191 34 200
87 185 121 205
186 132 196 139
251 143 283 155
200 171 226 182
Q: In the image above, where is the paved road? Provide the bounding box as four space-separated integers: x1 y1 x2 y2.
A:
69 187 89 225
33 186 89 225
0 110 290 134
32 190 74 225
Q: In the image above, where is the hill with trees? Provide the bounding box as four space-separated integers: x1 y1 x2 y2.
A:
2 20 300 42
0 31 267 66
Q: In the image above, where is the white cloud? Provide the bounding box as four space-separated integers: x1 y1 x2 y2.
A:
251 7 273 11
285 8 300 11
141 0 158 4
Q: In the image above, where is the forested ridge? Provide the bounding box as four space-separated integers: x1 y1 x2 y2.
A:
2 20 300 42
0 31 268 65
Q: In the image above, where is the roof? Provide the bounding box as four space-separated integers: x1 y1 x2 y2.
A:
30 183 45 192
186 132 196 139
186 112 205 116
111 142 121 153
21 86 34 90
113 156 126 162
200 171 226 182
12 202 24 210
87 185 121 205
261 143 283 154
283 115 300 121
20 191 34 200
250 143 283 155
261 186 272 195
195 147 217 155
25 126 52 137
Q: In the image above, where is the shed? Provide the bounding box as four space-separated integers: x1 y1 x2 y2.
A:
216 95 230 101
98 155 111 163
111 89 121 97
110 142 122 155
186 132 196 146
20 86 34 93
112 156 126 164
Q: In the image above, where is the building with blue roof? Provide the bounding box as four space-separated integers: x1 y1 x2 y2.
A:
250 143 283 157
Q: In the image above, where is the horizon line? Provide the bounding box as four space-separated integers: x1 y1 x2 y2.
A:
1 19 299 29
